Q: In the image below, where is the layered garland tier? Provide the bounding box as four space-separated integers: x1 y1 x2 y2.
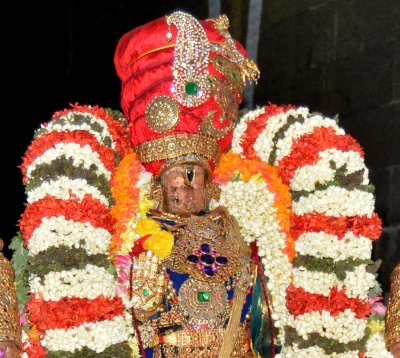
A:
11 104 135 357
232 104 389 357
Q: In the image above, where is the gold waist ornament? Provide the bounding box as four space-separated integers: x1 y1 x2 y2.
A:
154 325 253 357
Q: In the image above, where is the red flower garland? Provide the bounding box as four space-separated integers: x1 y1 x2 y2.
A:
277 126 364 185
27 295 125 332
19 194 113 244
286 284 371 319
291 213 382 241
51 103 130 157
241 104 296 159
21 130 116 182
24 338 48 358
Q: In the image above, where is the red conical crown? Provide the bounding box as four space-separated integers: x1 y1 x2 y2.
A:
114 11 259 176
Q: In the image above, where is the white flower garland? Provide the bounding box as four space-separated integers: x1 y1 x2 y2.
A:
279 345 360 358
295 232 373 260
210 176 292 342
365 333 392 358
28 216 111 256
233 105 388 357
340 265 376 299
17 105 132 356
273 115 344 165
252 107 309 162
292 187 375 217
26 177 109 206
318 149 368 180
41 315 130 353
292 268 338 296
26 142 111 180
29 264 117 301
211 180 279 243
292 265 376 299
232 106 266 155
39 111 116 149
287 310 366 344
290 149 368 192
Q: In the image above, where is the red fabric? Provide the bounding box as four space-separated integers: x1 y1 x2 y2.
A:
114 15 249 175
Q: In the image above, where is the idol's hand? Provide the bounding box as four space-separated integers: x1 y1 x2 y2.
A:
131 251 166 318
390 342 400 358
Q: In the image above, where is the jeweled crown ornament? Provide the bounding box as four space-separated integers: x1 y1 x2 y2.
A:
0 239 22 357
114 11 259 177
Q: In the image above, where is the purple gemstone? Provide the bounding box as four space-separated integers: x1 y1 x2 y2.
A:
200 254 214 265
216 256 228 265
187 255 199 264
0 349 4 358
201 243 211 253
203 266 215 276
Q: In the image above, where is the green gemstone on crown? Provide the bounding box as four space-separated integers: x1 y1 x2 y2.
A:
197 291 210 302
142 289 150 297
185 82 198 95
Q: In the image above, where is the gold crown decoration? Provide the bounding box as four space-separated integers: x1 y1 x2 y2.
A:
135 133 221 167
166 11 211 108
0 239 22 356
207 14 260 85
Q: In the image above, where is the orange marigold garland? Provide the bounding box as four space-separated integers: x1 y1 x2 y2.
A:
110 150 142 255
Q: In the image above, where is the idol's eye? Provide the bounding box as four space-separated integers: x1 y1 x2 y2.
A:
184 166 195 187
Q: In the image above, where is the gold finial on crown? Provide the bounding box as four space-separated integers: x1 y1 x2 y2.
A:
212 14 230 32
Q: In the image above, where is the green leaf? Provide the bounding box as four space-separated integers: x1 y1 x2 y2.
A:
9 232 30 308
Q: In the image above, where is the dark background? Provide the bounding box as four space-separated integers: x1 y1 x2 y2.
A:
2 0 399 295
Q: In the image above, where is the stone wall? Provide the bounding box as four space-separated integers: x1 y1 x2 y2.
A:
253 0 400 294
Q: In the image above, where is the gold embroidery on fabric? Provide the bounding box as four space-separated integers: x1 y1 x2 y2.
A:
199 75 238 139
